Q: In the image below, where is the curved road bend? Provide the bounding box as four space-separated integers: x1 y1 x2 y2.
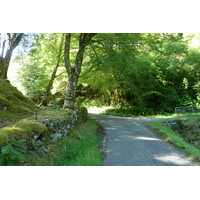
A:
89 113 196 166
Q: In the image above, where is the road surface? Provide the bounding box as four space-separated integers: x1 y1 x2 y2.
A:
89 113 196 166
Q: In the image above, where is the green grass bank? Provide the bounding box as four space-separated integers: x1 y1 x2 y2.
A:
148 114 200 165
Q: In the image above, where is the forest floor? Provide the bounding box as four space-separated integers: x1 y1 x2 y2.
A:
89 113 198 166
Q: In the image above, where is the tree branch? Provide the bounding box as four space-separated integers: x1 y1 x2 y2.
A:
55 71 65 78
74 33 97 75
64 33 72 74
10 33 24 50
0 40 6 58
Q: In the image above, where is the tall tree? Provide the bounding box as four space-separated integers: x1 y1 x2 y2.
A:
16 33 66 104
0 33 24 79
40 33 65 106
64 33 96 109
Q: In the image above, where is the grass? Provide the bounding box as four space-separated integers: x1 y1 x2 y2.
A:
148 114 200 165
101 106 200 118
26 117 103 166
101 109 176 118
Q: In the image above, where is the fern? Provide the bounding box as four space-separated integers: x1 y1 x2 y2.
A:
0 140 27 166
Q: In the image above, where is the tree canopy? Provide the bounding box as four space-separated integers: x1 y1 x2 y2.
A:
5 33 200 114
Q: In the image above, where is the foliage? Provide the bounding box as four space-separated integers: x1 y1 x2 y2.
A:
79 33 200 113
15 33 67 104
13 33 200 114
0 140 27 166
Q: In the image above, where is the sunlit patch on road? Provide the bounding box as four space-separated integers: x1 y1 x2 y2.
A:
154 153 193 165
133 136 161 141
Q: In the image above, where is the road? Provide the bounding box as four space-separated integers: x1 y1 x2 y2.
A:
89 113 196 166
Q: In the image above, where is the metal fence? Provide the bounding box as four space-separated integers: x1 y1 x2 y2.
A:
175 106 200 114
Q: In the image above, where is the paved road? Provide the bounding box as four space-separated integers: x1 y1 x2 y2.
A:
89 113 196 166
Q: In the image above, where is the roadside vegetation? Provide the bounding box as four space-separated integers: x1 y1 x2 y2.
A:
101 107 177 117
25 117 103 166
1 33 200 166
0 118 103 166
148 114 200 165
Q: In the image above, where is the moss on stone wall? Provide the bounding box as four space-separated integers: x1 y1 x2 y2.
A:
0 107 88 156
0 127 28 142
14 119 48 136
0 133 8 146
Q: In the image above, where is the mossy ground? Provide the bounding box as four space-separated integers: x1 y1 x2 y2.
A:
0 79 37 112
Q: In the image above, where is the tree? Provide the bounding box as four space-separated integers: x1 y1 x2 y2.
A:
40 33 65 106
0 33 24 79
79 33 198 113
63 33 96 109
16 33 66 104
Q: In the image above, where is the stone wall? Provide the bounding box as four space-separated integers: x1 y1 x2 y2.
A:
0 107 88 152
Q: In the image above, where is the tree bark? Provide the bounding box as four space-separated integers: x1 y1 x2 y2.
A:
64 70 78 109
0 33 23 79
63 33 97 109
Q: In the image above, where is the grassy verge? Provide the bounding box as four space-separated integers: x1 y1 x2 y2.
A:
26 117 103 166
101 107 200 118
148 116 200 165
100 107 177 118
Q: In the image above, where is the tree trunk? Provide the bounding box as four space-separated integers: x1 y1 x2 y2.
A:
63 33 97 109
0 50 12 79
40 64 59 106
0 33 23 79
64 69 78 109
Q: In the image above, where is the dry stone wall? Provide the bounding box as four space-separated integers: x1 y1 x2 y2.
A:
0 107 88 153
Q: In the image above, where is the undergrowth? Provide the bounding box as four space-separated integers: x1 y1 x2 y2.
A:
0 140 27 166
26 118 103 166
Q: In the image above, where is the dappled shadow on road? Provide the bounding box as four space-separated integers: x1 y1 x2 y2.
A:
105 136 194 166
89 113 195 166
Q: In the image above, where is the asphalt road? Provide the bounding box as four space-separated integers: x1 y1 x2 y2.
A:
89 113 196 166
